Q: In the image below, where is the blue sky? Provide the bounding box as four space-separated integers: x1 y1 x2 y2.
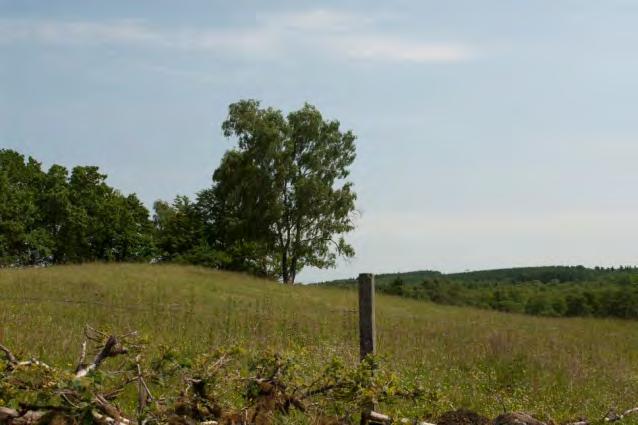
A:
2 1 638 282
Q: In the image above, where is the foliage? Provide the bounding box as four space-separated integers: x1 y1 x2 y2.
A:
0 150 154 266
208 99 357 283
0 332 424 425
322 266 638 320
152 195 229 268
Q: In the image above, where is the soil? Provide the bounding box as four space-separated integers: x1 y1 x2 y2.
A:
437 409 491 425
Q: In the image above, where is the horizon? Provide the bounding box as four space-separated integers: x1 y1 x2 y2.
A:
3 1 638 282
310 263 638 284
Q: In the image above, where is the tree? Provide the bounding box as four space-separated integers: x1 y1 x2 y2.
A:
211 100 357 284
386 276 405 296
0 149 155 266
153 196 204 259
153 195 228 268
0 150 52 266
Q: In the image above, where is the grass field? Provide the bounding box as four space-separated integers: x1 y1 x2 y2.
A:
2 263 638 422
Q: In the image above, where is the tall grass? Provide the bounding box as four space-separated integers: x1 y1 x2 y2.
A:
1 263 638 421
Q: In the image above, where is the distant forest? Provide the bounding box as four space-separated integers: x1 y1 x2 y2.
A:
320 266 638 319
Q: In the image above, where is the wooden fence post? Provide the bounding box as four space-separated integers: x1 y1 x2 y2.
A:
358 273 376 360
358 273 377 424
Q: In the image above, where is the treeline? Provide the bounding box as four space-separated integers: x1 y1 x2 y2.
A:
0 149 154 266
0 100 358 283
446 265 628 283
0 146 342 278
381 266 638 319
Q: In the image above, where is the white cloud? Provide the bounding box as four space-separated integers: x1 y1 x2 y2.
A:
258 9 371 32
0 18 277 54
339 36 474 62
0 19 160 46
0 10 476 64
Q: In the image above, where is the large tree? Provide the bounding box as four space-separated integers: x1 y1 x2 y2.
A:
212 100 357 284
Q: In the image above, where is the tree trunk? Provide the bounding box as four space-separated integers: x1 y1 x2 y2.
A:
291 256 298 285
281 250 291 284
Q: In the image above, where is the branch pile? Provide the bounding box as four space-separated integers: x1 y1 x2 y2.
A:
1 329 638 425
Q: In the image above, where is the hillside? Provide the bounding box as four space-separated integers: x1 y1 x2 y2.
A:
319 266 638 319
2 263 638 421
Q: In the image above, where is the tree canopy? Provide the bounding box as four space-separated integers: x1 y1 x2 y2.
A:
0 149 154 266
210 100 357 283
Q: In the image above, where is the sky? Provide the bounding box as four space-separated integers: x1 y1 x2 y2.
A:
2 0 638 282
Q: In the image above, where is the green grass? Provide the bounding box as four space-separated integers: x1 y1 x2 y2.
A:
2 263 638 421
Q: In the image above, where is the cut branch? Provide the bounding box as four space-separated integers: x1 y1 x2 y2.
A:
605 407 638 422
76 335 129 378
0 342 18 365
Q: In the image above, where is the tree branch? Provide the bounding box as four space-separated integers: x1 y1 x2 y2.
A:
0 343 18 365
76 335 129 378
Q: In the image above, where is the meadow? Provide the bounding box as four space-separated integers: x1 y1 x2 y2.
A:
2 263 638 422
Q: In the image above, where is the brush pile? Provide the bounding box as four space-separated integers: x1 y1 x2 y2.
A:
1 328 637 425
0 327 424 424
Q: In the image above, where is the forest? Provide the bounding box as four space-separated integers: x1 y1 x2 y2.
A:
322 266 638 319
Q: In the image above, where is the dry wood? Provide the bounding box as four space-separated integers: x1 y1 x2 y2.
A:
0 406 19 421
94 394 132 424
366 410 392 423
605 407 638 422
135 354 153 420
0 343 18 365
7 410 47 425
1 329 137 425
76 335 129 378
1 342 52 371
92 410 132 425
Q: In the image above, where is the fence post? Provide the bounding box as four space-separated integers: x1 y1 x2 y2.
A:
358 273 376 424
358 273 376 360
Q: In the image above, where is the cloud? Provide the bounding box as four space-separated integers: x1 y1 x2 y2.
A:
0 10 476 64
0 18 277 54
0 19 160 46
339 37 474 62
258 9 371 32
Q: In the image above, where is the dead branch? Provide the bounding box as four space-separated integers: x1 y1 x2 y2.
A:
365 410 392 424
0 407 19 422
76 335 129 378
0 329 141 425
7 410 47 425
1 342 51 371
76 339 87 370
94 394 133 425
91 410 133 425
136 355 153 419
605 407 638 422
16 358 52 369
0 343 18 365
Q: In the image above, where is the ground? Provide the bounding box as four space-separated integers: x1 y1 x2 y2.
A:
1 263 638 422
